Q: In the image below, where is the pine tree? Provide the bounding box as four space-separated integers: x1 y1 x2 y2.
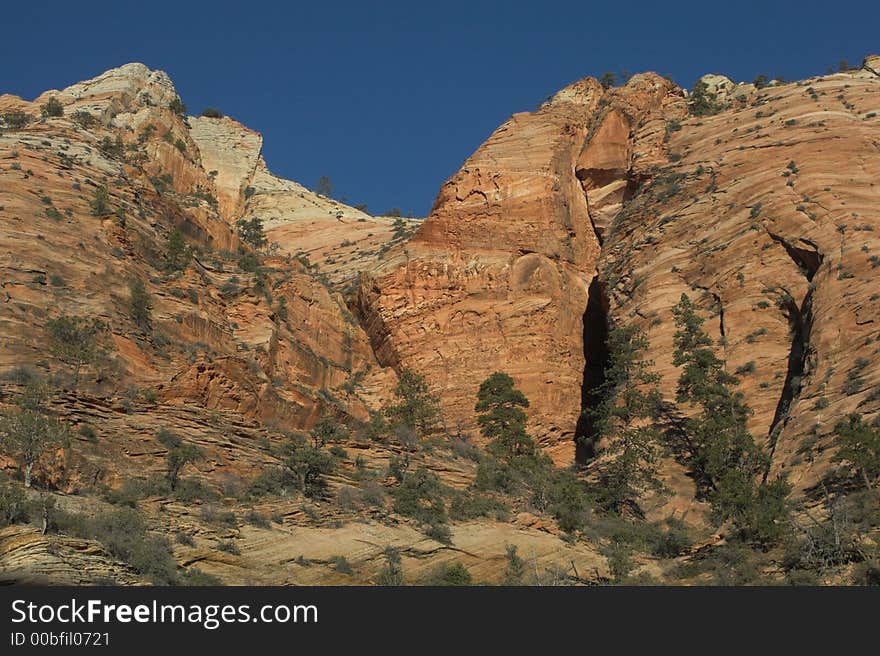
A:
315 175 333 198
235 217 267 250
672 294 764 495
385 369 439 435
46 315 105 385
128 279 152 330
89 184 110 216
475 372 536 460
0 382 68 487
599 72 618 89
588 325 666 513
472 373 589 533
833 413 880 490
165 229 189 272
672 294 790 544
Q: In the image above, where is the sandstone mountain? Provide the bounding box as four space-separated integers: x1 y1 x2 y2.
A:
1 58 878 585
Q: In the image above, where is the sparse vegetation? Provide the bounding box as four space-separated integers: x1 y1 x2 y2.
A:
1 111 33 129
688 80 726 116
89 185 110 216
46 315 105 384
236 217 267 250
156 429 203 492
392 466 449 539
0 382 68 487
425 561 472 586
833 414 880 490
40 97 64 118
49 506 179 584
169 96 187 117
128 279 152 330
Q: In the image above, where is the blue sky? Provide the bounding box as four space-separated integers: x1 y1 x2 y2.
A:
2 1 875 216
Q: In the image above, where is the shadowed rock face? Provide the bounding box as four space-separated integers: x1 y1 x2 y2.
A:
358 74 686 462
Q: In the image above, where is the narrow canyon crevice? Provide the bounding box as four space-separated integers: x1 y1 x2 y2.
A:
575 275 610 464
767 290 812 447
764 231 823 470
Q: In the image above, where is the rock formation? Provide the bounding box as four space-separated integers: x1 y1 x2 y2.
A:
597 61 880 496
1 57 879 585
358 74 687 463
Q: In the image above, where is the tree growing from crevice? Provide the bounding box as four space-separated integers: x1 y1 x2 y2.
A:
164 229 190 272
89 184 110 216
169 96 187 117
128 279 152 330
236 217 267 251
599 72 618 89
672 293 790 545
688 80 726 117
586 325 667 514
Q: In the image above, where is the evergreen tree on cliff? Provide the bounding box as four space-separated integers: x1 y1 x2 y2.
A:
588 325 666 514
672 294 790 545
385 369 439 435
475 372 536 460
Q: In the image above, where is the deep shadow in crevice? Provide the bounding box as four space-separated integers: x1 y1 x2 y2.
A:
575 275 610 464
763 232 823 474
766 289 813 470
766 232 822 281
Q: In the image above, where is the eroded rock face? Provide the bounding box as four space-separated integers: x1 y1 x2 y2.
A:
187 117 421 288
576 73 687 238
2 58 880 585
358 59 880 494
862 54 880 76
35 62 179 124
0 63 394 449
596 61 880 494
359 75 685 462
246 162 420 286
188 116 263 222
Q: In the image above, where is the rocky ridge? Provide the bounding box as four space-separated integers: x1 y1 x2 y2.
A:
1 57 879 585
